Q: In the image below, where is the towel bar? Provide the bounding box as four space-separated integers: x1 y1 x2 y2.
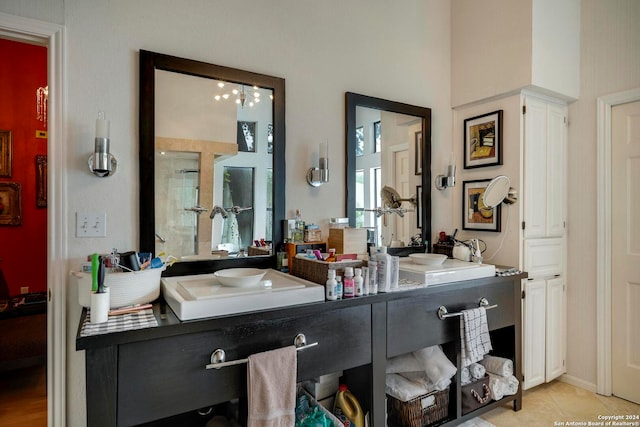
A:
437 298 497 320
205 333 318 370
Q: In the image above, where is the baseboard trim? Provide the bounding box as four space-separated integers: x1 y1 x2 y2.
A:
557 374 598 394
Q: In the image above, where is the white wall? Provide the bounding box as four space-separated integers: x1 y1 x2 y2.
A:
565 0 640 389
0 1 451 425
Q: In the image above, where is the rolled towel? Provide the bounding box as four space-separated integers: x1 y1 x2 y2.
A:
413 345 457 390
480 355 513 377
468 362 486 380
385 373 430 402
386 353 422 374
487 373 519 396
461 367 472 385
488 375 505 401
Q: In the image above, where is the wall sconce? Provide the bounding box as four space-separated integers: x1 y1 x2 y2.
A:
306 142 329 187
88 111 117 177
435 152 455 190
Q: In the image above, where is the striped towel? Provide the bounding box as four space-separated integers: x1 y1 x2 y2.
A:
460 307 492 367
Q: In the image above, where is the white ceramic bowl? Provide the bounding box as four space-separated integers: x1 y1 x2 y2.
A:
73 267 164 309
214 268 266 287
409 253 448 266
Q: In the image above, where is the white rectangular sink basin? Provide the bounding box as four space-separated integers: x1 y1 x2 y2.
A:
398 258 496 285
162 269 324 320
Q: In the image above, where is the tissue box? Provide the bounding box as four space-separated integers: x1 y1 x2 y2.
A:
328 228 367 255
387 388 449 427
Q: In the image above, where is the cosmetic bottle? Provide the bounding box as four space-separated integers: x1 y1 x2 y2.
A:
325 269 338 301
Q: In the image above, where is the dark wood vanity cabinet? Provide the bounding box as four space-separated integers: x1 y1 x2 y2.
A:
77 274 524 427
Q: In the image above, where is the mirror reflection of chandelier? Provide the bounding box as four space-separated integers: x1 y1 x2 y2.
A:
213 82 264 108
37 85 48 125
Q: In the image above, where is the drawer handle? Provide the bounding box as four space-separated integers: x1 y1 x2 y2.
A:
437 298 498 320
205 333 318 370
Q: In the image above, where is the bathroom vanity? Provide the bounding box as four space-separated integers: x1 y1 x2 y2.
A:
77 271 525 427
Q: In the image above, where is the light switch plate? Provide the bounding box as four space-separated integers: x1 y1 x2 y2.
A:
76 212 106 237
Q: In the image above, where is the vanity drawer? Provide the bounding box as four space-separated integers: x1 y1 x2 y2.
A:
117 304 371 426
387 281 516 358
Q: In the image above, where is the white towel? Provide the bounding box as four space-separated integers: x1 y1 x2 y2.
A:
247 346 297 427
461 367 472 385
385 373 431 402
386 352 422 374
480 355 513 377
487 372 519 396
413 345 457 390
460 307 493 367
488 375 505 401
468 362 486 380
398 371 449 392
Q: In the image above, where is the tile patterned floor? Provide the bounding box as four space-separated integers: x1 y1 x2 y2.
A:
482 380 640 427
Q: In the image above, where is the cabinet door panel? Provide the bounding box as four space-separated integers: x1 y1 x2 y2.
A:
523 279 546 390
117 304 371 426
524 97 548 239
387 281 515 358
546 104 567 237
545 276 566 381
524 238 564 278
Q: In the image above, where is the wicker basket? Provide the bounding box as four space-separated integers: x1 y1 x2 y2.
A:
387 388 449 427
290 256 363 285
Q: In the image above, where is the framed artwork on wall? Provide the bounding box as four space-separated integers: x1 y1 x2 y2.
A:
462 179 500 232
0 130 12 178
415 131 423 175
237 121 257 152
464 110 503 169
36 154 47 208
0 182 22 226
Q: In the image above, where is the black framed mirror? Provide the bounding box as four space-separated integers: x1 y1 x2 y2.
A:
139 50 285 275
345 92 431 250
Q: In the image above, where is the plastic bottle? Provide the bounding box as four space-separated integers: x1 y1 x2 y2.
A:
376 252 392 292
343 267 355 298
354 268 364 296
389 256 400 290
325 269 338 301
361 266 370 296
368 261 378 295
333 384 365 427
335 276 343 300
294 209 304 242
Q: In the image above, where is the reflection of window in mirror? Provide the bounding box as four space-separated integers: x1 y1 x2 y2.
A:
265 168 273 240
221 167 255 253
267 124 273 154
355 170 364 227
356 126 364 157
373 121 381 153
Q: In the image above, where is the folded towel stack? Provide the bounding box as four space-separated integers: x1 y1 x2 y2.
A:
386 345 457 402
478 355 518 401
479 355 513 377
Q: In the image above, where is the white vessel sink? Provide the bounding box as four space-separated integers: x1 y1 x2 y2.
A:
162 269 324 320
398 258 496 285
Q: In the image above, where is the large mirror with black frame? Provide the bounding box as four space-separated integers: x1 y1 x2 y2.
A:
345 92 431 251
139 50 285 273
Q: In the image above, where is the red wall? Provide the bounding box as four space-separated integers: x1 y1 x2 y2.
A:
0 39 47 296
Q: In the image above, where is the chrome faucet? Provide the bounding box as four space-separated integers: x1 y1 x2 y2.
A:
210 205 228 219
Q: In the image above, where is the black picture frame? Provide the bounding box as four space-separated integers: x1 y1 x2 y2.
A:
237 121 257 152
462 179 501 232
415 131 423 175
464 110 503 169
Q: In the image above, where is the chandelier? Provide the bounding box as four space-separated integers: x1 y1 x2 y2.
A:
213 82 263 108
37 86 48 125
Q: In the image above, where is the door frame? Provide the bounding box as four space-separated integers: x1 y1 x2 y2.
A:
596 87 640 396
0 12 66 426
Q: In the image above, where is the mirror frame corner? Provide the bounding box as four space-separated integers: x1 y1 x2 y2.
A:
345 91 432 248
138 50 286 274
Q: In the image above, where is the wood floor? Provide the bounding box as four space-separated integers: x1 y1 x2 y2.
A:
0 364 47 427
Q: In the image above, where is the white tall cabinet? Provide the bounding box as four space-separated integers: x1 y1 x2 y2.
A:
521 94 568 390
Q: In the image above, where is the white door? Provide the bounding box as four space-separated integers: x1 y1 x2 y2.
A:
523 97 548 239
611 100 640 404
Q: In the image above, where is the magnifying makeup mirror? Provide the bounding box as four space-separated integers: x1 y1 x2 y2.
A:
481 175 511 210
